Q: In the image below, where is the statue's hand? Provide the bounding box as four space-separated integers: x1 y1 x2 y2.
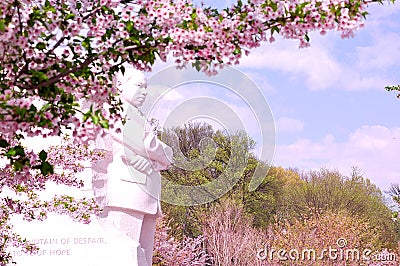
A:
122 154 153 175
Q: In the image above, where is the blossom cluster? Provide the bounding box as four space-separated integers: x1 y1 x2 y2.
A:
153 215 211 265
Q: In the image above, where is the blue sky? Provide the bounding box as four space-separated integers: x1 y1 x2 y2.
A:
149 1 400 192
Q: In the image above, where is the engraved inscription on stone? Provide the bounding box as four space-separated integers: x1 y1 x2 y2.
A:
7 169 118 266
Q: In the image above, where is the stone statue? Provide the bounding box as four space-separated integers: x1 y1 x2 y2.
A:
92 68 173 266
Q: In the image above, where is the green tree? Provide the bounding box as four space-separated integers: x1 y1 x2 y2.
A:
278 168 398 248
231 166 301 228
160 123 293 236
160 122 262 237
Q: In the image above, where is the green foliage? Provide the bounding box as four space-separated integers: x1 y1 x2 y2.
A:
385 85 400 98
160 122 259 237
232 166 301 229
277 168 399 248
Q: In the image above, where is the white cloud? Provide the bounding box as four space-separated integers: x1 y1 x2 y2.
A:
240 34 397 91
274 125 400 190
355 31 400 71
275 117 304 133
240 39 341 90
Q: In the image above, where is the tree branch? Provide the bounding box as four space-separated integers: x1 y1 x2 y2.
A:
38 56 98 88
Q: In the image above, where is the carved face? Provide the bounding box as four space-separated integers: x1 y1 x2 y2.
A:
116 69 147 108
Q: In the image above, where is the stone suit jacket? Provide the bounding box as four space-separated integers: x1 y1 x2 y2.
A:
92 108 172 215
